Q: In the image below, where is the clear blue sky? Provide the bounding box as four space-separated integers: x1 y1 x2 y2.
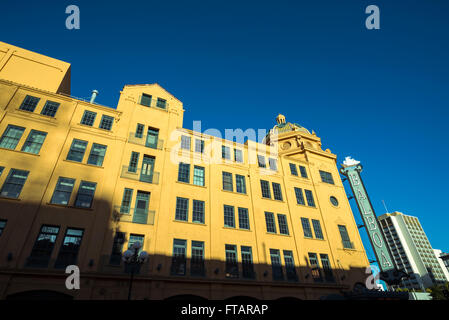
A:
1 0 448 259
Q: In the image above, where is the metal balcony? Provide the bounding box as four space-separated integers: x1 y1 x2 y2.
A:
128 133 164 150
120 166 160 184
113 206 155 225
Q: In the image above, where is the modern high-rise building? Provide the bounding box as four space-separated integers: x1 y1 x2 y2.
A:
378 212 447 290
433 249 449 282
0 41 371 300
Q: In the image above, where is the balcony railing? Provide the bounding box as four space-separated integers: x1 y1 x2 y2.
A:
128 133 164 150
113 206 155 225
120 166 160 184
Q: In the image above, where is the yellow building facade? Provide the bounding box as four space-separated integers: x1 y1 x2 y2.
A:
0 42 370 300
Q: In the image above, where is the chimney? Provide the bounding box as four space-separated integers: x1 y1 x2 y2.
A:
90 90 99 103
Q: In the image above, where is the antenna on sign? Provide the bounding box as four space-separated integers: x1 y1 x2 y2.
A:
381 200 389 214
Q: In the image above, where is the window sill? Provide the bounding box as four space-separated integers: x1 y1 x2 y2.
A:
63 159 104 169
173 219 207 226
296 203 317 209
0 196 21 201
175 181 207 188
0 147 41 157
266 232 291 237
223 226 251 232
46 203 94 211
221 189 248 196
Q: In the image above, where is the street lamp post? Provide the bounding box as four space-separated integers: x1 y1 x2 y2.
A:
122 241 149 300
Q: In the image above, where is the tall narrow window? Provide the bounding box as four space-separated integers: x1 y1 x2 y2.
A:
284 250 298 281
320 254 335 282
99 115 114 130
26 225 60 268
175 197 189 221
265 212 276 233
0 166 4 177
195 139 205 153
120 188 133 214
308 253 323 282
109 232 125 265
272 182 283 201
289 163 298 176
193 166 205 186
178 163 190 183
338 225 354 249
181 135 191 150
21 130 47 154
319 170 335 184
140 93 152 107
192 200 205 224
234 149 243 163
241 246 254 279
222 145 231 160
236 174 246 194
225 244 239 278
67 139 88 162
128 152 140 173
260 180 271 198
224 205 235 228
191 241 205 276
74 181 97 208
41 101 60 117
54 228 84 269
277 214 289 235
171 239 187 276
238 207 250 230
135 124 144 138
146 128 159 149
87 143 107 166
270 249 284 280
312 219 324 240
156 97 167 109
299 166 308 178
301 218 313 238
0 125 25 150
268 158 277 171
257 155 266 168
0 169 29 199
222 172 233 191
305 189 315 207
0 220 6 236
80 110 97 126
51 177 75 205
294 187 305 205
19 95 40 112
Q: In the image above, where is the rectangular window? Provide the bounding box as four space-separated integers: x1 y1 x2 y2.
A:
19 95 40 112
0 125 25 150
235 174 246 194
320 254 335 282
0 220 6 236
87 143 107 166
277 214 289 235
74 181 96 208
191 241 205 276
272 182 283 201
270 249 284 281
109 232 125 265
175 197 189 221
156 97 167 109
146 128 159 149
0 166 3 177
294 187 305 205
192 200 205 224
21 130 47 154
181 135 191 150
99 115 114 130
67 139 88 162
195 139 204 153
241 246 255 279
224 205 235 228
80 110 97 126
305 189 316 207
308 253 323 282
265 212 277 233
128 234 144 253
41 100 60 117
193 166 205 186
225 244 239 278
260 180 271 198
257 155 266 168
268 158 277 171
312 219 324 240
0 169 29 199
289 163 298 176
234 149 243 163
171 239 187 276
50 177 75 205
178 163 190 183
140 93 152 107
120 188 133 214
284 250 298 281
301 218 313 238
26 225 59 268
319 170 334 184
135 124 144 138
128 152 140 173
238 207 250 230
338 225 354 249
222 172 233 191
54 228 84 269
299 166 308 178
222 145 231 160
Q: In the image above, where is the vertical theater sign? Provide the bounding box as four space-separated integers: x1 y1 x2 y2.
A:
340 157 408 285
